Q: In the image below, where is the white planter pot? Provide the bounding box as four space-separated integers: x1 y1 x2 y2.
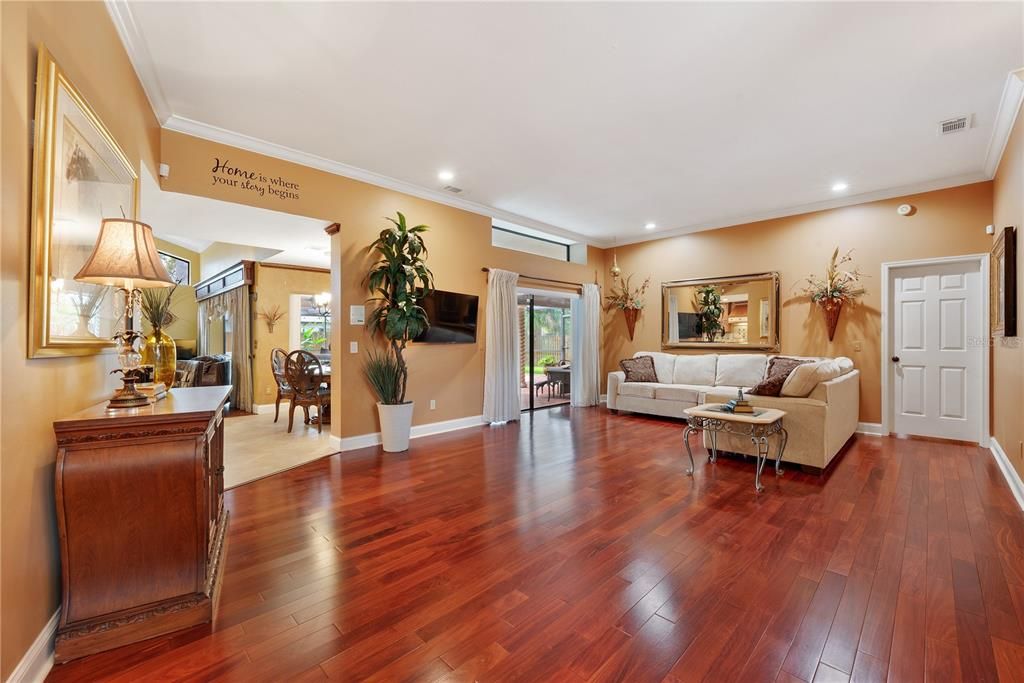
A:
377 401 414 452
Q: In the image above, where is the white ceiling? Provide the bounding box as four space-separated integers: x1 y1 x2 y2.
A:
140 167 331 268
114 1 1023 246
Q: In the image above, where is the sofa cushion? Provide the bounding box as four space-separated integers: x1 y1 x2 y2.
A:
714 354 768 388
671 354 718 385
620 356 658 383
749 357 810 397
618 382 659 399
653 385 701 403
633 352 676 384
781 359 844 397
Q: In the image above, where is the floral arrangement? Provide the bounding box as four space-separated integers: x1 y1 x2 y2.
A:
605 273 651 310
140 285 178 332
258 305 285 332
799 248 866 304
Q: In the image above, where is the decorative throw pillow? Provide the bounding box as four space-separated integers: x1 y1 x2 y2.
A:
748 356 809 396
780 359 845 397
619 355 658 383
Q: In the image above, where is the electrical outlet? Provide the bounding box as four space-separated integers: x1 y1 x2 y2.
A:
430 400 436 410
853 340 862 352
265 387 271 395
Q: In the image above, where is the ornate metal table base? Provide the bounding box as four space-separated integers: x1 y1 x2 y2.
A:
683 414 788 493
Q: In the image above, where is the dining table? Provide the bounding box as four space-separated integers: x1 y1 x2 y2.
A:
309 365 331 425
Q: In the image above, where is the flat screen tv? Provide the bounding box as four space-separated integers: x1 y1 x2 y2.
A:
413 289 479 344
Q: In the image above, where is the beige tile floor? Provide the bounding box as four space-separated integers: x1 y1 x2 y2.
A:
223 410 338 488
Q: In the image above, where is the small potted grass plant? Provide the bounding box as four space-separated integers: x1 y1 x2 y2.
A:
363 212 434 452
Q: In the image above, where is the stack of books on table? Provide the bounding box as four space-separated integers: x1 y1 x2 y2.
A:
136 382 167 401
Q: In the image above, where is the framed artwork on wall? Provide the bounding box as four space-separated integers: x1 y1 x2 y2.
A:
991 226 1017 338
28 45 139 358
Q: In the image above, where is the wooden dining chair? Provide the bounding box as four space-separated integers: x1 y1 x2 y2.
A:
283 350 331 433
270 348 293 423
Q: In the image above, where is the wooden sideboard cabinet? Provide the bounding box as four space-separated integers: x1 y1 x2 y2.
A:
53 386 231 663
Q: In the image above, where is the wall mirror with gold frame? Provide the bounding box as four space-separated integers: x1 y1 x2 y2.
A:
661 272 781 351
29 45 139 358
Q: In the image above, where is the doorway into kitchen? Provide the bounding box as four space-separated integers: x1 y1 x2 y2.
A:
518 289 575 411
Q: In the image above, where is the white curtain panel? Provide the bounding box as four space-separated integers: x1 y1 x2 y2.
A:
224 286 254 413
483 268 521 423
571 283 601 407
197 299 210 355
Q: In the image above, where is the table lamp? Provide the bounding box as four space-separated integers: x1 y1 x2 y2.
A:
74 219 174 408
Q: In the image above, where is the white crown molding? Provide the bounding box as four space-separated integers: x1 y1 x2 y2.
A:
162 115 598 248
613 170 990 247
165 111 995 251
983 68 1024 179
104 0 171 124
6 609 59 683
105 0 1018 250
990 437 1024 512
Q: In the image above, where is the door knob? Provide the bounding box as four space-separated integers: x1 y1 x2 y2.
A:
891 356 900 362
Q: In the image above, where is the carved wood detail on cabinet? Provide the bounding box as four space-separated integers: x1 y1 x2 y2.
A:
53 386 231 663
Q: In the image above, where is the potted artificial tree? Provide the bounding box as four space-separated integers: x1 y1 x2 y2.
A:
694 284 724 342
363 212 434 452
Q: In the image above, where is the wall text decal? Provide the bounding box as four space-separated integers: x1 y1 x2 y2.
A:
210 158 300 201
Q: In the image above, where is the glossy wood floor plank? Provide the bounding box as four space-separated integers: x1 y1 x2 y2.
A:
46 408 1024 682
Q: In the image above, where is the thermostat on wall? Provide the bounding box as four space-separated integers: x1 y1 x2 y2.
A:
350 305 365 325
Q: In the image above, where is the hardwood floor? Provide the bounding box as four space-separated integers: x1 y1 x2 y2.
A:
47 407 1024 682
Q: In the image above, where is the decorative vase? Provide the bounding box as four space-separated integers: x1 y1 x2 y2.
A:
820 298 843 341
623 307 639 341
142 328 177 388
377 401 415 452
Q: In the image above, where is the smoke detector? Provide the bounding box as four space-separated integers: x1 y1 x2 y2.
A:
937 115 971 135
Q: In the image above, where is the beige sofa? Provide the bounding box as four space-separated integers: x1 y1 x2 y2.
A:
606 352 859 470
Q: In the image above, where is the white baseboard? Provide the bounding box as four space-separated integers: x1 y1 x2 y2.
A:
599 393 607 404
990 437 1024 512
856 422 886 436
338 414 485 452
252 403 276 415
6 609 59 683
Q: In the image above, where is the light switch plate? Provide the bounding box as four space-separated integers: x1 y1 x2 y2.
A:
349 341 358 354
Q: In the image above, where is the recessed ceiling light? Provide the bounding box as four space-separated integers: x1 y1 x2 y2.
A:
438 170 455 182
644 222 656 230
831 181 849 192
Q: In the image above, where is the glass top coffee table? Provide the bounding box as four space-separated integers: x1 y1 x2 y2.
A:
682 403 788 493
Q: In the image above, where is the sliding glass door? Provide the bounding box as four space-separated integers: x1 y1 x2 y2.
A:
518 291 573 411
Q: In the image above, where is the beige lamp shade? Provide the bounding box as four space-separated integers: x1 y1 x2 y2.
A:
74 219 174 289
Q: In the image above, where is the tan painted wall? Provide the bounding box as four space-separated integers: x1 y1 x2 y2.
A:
604 183 994 424
158 130 606 438
0 2 160 677
199 241 279 280
251 264 331 405
992 101 1024 479
153 238 200 343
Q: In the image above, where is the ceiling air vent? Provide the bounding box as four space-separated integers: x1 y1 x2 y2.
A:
937 115 971 135
443 185 463 194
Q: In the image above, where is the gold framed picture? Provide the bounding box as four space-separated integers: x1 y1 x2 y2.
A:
29 45 139 358
991 226 1018 338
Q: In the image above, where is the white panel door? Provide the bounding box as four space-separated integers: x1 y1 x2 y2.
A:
891 261 982 441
